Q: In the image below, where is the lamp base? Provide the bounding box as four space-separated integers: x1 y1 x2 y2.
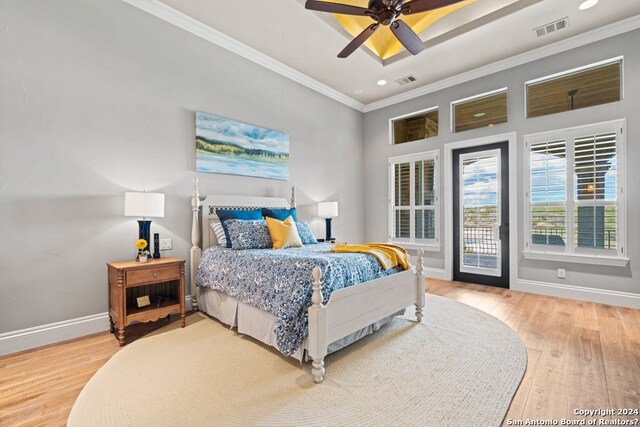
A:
324 218 332 242
137 219 152 253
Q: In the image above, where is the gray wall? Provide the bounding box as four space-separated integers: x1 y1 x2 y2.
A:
364 29 639 294
0 0 364 333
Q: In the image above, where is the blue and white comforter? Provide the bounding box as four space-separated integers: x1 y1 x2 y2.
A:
195 243 401 356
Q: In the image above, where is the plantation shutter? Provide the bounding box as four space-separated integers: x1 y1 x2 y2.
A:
394 162 411 239
573 131 617 249
529 138 567 247
415 159 436 239
525 120 624 259
390 152 439 244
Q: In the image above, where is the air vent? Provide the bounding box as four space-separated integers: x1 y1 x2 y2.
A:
533 17 569 38
394 75 418 86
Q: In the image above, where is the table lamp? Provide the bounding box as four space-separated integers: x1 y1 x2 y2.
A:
124 192 165 254
318 201 338 242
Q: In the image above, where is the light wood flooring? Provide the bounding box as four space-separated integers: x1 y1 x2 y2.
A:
1 281 639 426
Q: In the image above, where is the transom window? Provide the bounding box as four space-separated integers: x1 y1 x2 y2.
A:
390 107 439 145
451 88 508 133
389 151 439 247
526 57 622 119
524 120 625 261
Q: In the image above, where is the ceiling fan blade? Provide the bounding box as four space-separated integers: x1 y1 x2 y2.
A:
390 20 425 55
305 0 371 16
401 0 465 15
338 23 379 58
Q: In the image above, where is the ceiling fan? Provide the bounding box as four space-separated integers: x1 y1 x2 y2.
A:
305 0 465 58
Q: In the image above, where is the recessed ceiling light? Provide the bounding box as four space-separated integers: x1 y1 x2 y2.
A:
353 89 364 95
579 0 598 10
473 112 486 118
377 80 387 86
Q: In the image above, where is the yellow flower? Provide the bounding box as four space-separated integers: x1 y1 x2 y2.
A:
135 239 148 250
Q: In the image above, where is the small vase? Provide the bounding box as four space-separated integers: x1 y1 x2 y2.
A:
138 254 148 263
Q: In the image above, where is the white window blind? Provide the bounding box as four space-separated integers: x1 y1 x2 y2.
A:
394 162 411 239
525 120 625 259
574 131 618 250
389 151 439 246
529 138 567 247
415 159 436 239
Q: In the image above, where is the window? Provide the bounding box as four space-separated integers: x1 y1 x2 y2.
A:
526 57 622 119
451 88 508 133
524 120 626 263
389 151 439 247
390 107 438 145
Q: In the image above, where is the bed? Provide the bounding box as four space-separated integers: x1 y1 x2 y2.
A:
189 180 425 383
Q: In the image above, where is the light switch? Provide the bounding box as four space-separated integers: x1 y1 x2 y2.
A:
160 238 172 250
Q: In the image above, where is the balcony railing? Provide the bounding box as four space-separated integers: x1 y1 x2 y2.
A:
463 227 497 255
463 226 617 252
531 227 616 249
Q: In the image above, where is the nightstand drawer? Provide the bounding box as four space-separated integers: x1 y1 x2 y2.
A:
126 265 180 286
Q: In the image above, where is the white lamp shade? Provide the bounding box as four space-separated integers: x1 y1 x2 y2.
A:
124 192 165 218
318 201 339 218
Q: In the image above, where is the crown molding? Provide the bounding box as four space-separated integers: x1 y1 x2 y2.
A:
121 0 639 115
363 13 640 112
121 0 365 112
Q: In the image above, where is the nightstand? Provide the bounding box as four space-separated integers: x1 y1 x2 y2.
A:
107 257 186 346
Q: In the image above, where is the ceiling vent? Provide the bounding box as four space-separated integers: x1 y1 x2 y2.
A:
534 17 569 38
395 75 418 86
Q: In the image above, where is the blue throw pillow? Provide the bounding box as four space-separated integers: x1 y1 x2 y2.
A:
296 222 318 245
216 209 263 248
225 219 272 250
262 207 297 222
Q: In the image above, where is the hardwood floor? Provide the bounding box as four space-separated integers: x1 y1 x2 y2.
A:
427 279 640 425
1 282 639 426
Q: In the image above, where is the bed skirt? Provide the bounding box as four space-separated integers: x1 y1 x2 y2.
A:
196 286 403 362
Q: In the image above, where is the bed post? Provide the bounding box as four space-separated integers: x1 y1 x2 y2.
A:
308 266 327 384
290 186 296 209
415 249 425 322
190 177 201 311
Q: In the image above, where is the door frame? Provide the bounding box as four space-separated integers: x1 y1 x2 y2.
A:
444 132 518 287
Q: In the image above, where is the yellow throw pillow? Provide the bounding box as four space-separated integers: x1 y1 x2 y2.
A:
265 216 303 249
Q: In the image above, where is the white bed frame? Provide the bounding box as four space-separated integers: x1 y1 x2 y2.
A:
189 179 425 383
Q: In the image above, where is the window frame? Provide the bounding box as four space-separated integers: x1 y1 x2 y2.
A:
524 56 624 119
523 119 627 266
388 150 440 250
388 106 439 146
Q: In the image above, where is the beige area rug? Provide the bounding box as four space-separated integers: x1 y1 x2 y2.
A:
69 295 526 427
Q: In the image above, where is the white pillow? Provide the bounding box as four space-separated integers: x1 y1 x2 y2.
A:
210 222 227 246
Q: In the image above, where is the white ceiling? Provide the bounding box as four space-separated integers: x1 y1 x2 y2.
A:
154 0 640 107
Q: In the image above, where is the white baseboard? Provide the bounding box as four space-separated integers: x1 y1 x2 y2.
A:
0 313 110 357
0 296 196 357
514 279 640 309
423 267 449 281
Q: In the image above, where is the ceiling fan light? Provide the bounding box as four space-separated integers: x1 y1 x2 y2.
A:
578 0 598 10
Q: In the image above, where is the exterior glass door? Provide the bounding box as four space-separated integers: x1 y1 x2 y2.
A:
460 149 501 277
453 142 509 288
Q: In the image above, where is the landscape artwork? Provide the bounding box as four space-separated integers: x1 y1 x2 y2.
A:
196 112 289 181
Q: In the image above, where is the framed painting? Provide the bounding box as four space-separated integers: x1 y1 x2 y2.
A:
195 112 289 181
